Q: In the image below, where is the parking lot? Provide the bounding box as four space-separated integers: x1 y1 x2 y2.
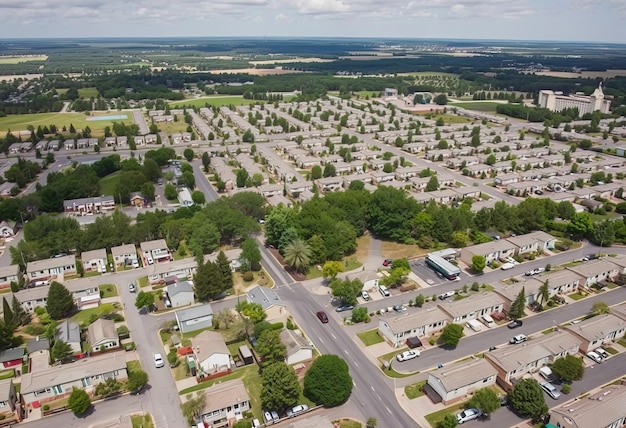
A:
410 258 460 286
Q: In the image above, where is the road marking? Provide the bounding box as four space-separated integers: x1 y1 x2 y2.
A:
353 361 359 368
330 333 337 340
370 386 376 392
386 406 392 414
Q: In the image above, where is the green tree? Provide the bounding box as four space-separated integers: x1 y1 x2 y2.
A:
256 330 287 370
46 281 75 320
366 417 378 428
180 391 206 425
183 148 195 162
68 387 91 415
261 362 301 411
550 355 584 382
236 301 267 323
591 301 609 315
201 152 210 172
508 379 548 421
434 94 448 105
311 165 323 180
2 297 14 330
351 307 369 323
283 238 311 274
322 261 344 280
329 278 363 306
508 287 526 320
127 369 149 393
236 169 250 188
439 324 464 348
164 183 178 200
304 354 353 407
193 260 223 301
216 250 234 290
51 339 73 361
467 387 500 416
538 280 550 307
426 175 439 192
240 238 262 271
440 413 458 428
191 190 206 205
135 291 155 311
471 255 486 273
567 212 593 240
94 377 121 398
323 163 336 177
11 295 28 326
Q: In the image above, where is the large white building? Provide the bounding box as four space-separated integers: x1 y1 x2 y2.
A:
538 83 611 116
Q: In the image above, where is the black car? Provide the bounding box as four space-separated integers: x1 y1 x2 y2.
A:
508 319 523 329
335 304 355 313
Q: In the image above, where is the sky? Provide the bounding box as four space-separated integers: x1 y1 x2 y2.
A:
0 0 625 43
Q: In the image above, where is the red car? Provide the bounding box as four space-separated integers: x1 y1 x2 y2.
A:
316 311 329 323
383 259 393 267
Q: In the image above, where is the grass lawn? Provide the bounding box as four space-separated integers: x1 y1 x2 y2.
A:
0 55 47 64
307 256 362 280
354 91 380 99
131 414 154 428
449 101 503 112
169 96 257 108
242 367 263 420
156 121 190 136
333 419 362 428
179 364 257 395
71 303 116 326
99 171 122 197
232 269 274 294
405 380 427 399
569 292 586 301
99 284 118 298
381 240 428 260
357 329 384 346
78 87 99 98
127 360 142 373
434 113 472 124
425 403 465 428
0 369 15 380
137 276 149 288
0 111 128 135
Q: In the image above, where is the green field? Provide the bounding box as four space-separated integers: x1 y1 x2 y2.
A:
0 112 133 135
99 171 121 196
449 101 503 112
401 71 459 78
0 55 48 64
168 96 257 108
434 113 472 124
355 91 381 98
78 87 99 98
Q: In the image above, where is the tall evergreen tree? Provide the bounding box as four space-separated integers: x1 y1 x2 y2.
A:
11 296 28 326
216 251 233 291
46 281 75 320
194 261 225 301
2 297 14 329
509 287 526 320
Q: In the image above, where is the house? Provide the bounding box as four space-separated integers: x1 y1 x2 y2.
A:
564 313 626 353
247 286 286 323
0 264 20 289
280 329 313 365
567 259 620 287
437 292 505 324
484 330 581 391
26 255 77 283
427 358 497 404
129 192 145 207
191 330 231 376
63 196 115 214
20 351 128 406
460 240 516 266
347 270 380 292
87 318 119 351
16 277 100 313
63 139 75 150
55 320 82 354
516 269 584 301
140 239 170 265
80 248 107 272
147 257 197 285
0 379 19 423
0 348 24 369
175 304 214 334
506 231 557 256
0 220 17 237
197 379 251 428
549 384 626 428
111 244 139 269
165 281 195 308
316 176 344 193
378 306 449 348
26 337 49 354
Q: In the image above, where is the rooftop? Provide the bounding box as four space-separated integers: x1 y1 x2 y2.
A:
429 358 497 392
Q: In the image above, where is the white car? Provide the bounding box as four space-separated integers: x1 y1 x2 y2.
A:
379 285 390 297
525 267 545 276
500 262 515 270
510 334 527 344
595 347 609 359
396 350 420 362
456 408 482 424
361 290 370 301
154 353 164 368
587 351 603 364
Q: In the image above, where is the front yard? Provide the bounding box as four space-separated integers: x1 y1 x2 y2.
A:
357 329 384 346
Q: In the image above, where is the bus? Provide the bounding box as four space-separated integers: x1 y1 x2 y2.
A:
425 254 461 280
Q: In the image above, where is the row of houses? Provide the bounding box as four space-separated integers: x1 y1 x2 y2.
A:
459 230 557 266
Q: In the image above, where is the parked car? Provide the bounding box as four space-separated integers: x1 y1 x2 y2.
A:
393 305 406 312
379 285 390 297
507 319 523 329
129 283 136 293
286 404 309 418
271 411 279 423
361 290 370 301
382 258 393 267
582 253 600 261
456 408 482 424
335 304 355 313
438 291 455 300
534 189 544 195
500 262 515 270
154 353 164 368
586 351 603 364
263 411 274 426
504 257 517 264
316 311 329 323
595 347 609 359
525 267 545 276
396 350 420 362
510 334 527 344
540 381 561 399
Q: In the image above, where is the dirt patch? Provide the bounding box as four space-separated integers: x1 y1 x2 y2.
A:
381 241 428 260
353 234 372 263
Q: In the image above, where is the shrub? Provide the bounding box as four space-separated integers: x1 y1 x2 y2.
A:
471 282 480 292
351 307 369 323
242 271 254 281
42 405 50 411
270 322 284 330
286 318 296 330
561 383 571 394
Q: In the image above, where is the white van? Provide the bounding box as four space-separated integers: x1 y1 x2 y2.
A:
466 319 482 332
481 314 495 328
539 366 554 380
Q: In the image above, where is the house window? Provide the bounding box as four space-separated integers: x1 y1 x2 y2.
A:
34 388 52 397
82 377 91 387
0 401 8 408
53 385 63 394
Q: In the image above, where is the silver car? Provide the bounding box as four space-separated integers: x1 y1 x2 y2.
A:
456 408 482 424
540 381 561 400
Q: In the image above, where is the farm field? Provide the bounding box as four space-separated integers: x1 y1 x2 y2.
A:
168 96 257 108
0 55 48 64
0 112 134 135
78 87 99 98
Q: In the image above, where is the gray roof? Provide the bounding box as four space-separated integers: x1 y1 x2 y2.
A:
567 259 619 278
279 329 312 356
463 239 515 256
191 330 229 363
140 239 168 252
16 276 98 303
81 248 107 262
166 281 194 297
87 318 117 346
0 264 20 279
56 320 81 344
0 348 24 363
247 286 282 310
21 351 127 395
437 292 505 319
0 378 13 402
26 337 50 354
381 305 448 335
202 379 250 414
110 244 137 259
565 313 626 342
26 255 76 274
175 304 213 322
429 358 497 392
550 385 626 428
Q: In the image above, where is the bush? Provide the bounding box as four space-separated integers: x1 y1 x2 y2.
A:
270 322 284 330
286 318 296 330
242 271 254 282
351 307 370 323
25 324 46 336
561 384 572 394
42 405 50 411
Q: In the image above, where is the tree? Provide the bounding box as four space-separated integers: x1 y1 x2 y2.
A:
434 94 448 105
214 309 236 329
329 278 363 306
508 287 526 320
551 355 584 382
471 255 486 273
191 190 205 205
183 148 195 162
366 417 378 428
591 301 609 315
51 339 73 362
127 369 149 393
304 354 353 407
467 387 500 416
236 301 267 323
68 387 91 415
439 324 464 348
193 260 224 301
508 379 548 421
164 183 178 200
201 152 210 172
261 362 301 411
283 238 311 274
240 238 262 271
351 307 369 323
11 295 28 326
440 413 458 428
181 391 206 425
2 297 14 330
322 261 344 280
94 377 121 398
216 251 234 291
426 175 439 192
135 291 155 311
311 165 323 180
256 330 287 370
46 281 75 320
236 169 250 188
538 280 550 307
